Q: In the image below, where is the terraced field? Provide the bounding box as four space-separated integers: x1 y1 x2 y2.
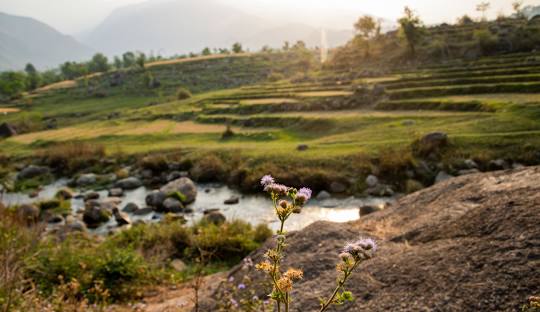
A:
1 51 540 179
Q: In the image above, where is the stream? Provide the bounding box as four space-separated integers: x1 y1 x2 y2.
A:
1 179 394 234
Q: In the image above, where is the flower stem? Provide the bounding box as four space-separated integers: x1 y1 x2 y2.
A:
319 261 360 312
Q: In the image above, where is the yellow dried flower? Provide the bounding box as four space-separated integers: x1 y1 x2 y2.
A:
276 277 293 292
256 261 273 273
284 268 303 281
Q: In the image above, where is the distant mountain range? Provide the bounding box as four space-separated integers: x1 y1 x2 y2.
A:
80 0 353 56
0 12 94 71
1 0 355 71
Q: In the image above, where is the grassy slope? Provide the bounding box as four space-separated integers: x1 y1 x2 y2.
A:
1 51 540 184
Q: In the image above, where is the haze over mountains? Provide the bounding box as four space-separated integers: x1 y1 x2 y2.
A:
0 12 93 71
0 0 356 70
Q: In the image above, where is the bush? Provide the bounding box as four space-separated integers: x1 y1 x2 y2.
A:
176 87 192 100
27 236 149 302
37 142 106 174
190 154 226 182
473 29 498 55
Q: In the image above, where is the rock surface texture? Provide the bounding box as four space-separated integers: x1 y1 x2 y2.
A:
201 166 540 311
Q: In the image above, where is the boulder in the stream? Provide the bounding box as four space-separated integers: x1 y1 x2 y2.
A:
112 207 131 226
160 177 197 204
115 177 142 190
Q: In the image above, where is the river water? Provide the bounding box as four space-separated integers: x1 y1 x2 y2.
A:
1 180 393 233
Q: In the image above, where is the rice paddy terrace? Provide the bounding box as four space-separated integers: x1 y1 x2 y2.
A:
1 51 540 168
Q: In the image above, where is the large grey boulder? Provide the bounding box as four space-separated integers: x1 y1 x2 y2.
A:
115 177 142 190
163 197 184 213
122 202 140 213
160 177 197 204
17 165 49 180
418 132 448 154
146 190 167 209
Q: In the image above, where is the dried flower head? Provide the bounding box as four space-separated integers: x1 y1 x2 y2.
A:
342 237 378 260
261 175 275 187
276 277 293 292
255 261 273 273
284 268 303 281
264 183 289 196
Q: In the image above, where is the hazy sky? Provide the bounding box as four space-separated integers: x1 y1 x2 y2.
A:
1 0 538 34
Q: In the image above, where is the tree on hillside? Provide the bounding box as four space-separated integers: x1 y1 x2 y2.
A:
114 56 123 69
136 52 146 69
283 41 290 51
24 63 41 91
88 53 110 73
232 42 243 54
398 6 423 58
202 47 211 56
122 52 136 68
476 2 491 21
218 48 230 54
354 15 377 57
0 71 27 99
457 15 475 25
60 61 88 80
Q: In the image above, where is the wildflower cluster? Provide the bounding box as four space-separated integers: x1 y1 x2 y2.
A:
319 238 378 311
257 175 311 312
257 175 378 312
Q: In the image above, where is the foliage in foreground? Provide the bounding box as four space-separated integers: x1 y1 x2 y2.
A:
232 176 377 312
0 205 271 311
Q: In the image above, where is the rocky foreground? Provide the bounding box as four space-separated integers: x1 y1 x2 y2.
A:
201 166 540 311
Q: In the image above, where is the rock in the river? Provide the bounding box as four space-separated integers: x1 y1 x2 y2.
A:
366 184 395 197
316 191 331 200
330 182 347 193
160 177 197 204
122 202 140 213
146 191 167 209
163 197 184 213
488 159 510 171
359 205 383 216
83 202 112 228
166 171 183 182
64 216 87 233
115 177 142 190
224 196 240 205
55 188 74 200
77 173 97 186
365 175 379 188
108 188 124 197
17 165 49 180
84 192 100 201
204 211 226 225
464 159 478 169
17 204 40 224
112 207 131 226
435 171 454 184
133 207 154 216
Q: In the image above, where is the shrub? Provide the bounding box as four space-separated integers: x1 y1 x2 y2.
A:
177 87 192 100
221 125 235 140
37 142 106 174
139 154 169 172
473 29 498 55
190 154 226 182
27 236 149 302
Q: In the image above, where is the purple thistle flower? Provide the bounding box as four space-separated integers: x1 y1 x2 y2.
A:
230 298 239 307
298 187 312 199
238 283 246 290
260 175 275 187
228 276 234 282
356 237 378 252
